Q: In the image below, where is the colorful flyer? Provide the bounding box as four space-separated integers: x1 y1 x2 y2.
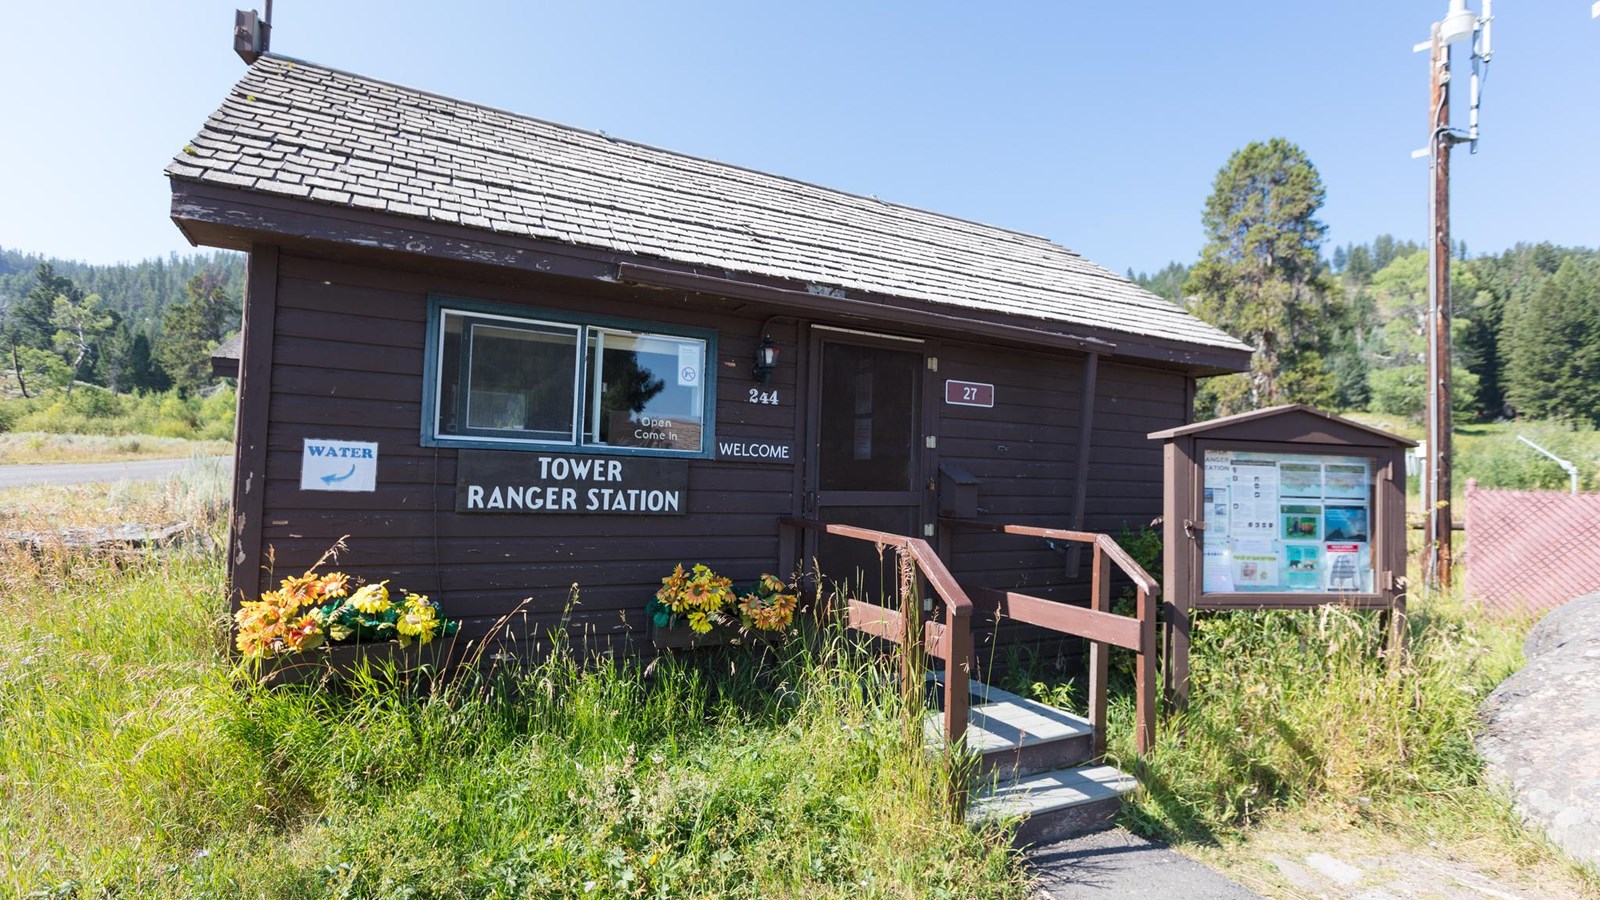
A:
1324 542 1370 593
1324 506 1370 542
1280 504 1321 541
1324 463 1369 500
1285 544 1322 590
1232 550 1279 588
1279 462 1323 498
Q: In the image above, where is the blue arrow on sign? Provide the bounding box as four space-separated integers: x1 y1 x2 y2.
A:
321 464 357 485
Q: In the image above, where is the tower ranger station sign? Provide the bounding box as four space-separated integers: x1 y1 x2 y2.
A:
455 450 688 515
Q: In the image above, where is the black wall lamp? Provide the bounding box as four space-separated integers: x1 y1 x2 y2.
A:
753 335 779 383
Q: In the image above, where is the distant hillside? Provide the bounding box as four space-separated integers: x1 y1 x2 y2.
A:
0 247 244 333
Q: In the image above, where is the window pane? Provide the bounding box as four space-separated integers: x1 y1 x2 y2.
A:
585 329 704 451
438 313 579 441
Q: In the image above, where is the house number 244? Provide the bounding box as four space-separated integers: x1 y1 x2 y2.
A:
748 388 779 405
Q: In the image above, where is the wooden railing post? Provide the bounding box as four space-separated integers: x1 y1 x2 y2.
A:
1135 585 1155 756
1089 542 1111 759
945 599 972 817
901 550 923 723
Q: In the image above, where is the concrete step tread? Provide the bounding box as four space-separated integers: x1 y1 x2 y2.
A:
968 764 1138 824
924 681 1093 755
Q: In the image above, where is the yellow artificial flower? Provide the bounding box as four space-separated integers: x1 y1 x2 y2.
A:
348 582 391 615
316 572 351 599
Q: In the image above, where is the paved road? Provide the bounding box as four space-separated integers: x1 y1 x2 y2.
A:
0 456 230 488
1030 828 1258 899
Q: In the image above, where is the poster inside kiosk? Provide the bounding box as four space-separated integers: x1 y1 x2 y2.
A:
1202 449 1373 594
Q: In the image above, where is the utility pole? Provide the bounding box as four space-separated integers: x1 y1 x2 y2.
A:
1416 0 1490 589
1426 22 1455 588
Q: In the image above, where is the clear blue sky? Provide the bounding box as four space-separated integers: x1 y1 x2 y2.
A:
2 1 1595 275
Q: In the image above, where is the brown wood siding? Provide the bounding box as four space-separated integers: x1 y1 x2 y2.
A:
246 249 1189 655
935 348 1184 662
253 253 800 646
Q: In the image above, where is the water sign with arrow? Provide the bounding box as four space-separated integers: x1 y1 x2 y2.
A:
300 438 379 492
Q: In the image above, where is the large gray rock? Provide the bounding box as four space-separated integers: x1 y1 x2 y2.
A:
1477 592 1600 867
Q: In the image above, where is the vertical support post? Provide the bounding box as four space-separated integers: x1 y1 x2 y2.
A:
945 601 972 817
1135 584 1156 755
228 244 278 611
1162 438 1194 710
900 551 922 723
1426 22 1456 588
1088 542 1111 758
1065 351 1099 578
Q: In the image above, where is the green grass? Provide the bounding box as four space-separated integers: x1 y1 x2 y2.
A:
0 535 1025 898
1078 593 1600 893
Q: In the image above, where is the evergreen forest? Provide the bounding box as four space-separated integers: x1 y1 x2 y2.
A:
0 247 244 438
1130 139 1600 433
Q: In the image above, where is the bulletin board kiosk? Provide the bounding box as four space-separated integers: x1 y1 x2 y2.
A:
1150 405 1414 707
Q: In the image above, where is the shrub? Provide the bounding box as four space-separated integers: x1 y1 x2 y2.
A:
1457 420 1600 492
1112 595 1525 844
2 385 235 441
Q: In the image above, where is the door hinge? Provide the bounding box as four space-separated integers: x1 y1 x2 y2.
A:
925 435 937 449
926 357 938 372
924 523 935 537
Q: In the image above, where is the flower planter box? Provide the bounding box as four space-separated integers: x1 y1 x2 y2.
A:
253 640 451 685
649 620 738 650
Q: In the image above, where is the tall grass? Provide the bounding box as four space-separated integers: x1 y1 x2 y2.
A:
1089 591 1600 887
0 531 1024 898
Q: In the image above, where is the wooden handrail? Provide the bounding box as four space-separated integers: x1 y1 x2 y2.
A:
940 517 1158 756
941 519 1161 596
780 516 973 806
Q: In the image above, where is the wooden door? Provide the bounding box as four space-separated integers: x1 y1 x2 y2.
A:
804 331 931 595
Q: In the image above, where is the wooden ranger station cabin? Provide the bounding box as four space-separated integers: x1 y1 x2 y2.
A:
174 57 1252 769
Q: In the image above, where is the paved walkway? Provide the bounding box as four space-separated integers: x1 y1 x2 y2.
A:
1029 828 1257 898
0 456 229 488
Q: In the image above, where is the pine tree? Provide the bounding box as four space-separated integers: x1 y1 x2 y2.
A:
123 331 171 393
3 264 82 397
1184 139 1344 415
159 272 240 395
50 293 114 394
1502 257 1600 425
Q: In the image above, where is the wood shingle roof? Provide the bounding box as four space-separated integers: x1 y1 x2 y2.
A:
168 55 1251 359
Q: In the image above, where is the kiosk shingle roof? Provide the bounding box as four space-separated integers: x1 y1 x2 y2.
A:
168 55 1250 355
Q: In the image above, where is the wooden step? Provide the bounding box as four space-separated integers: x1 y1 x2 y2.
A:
924 680 1096 780
968 764 1138 846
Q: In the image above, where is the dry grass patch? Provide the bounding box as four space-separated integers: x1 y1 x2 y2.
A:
0 432 230 466
0 456 229 531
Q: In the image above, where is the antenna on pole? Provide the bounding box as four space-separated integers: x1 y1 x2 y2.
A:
234 3 273 65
